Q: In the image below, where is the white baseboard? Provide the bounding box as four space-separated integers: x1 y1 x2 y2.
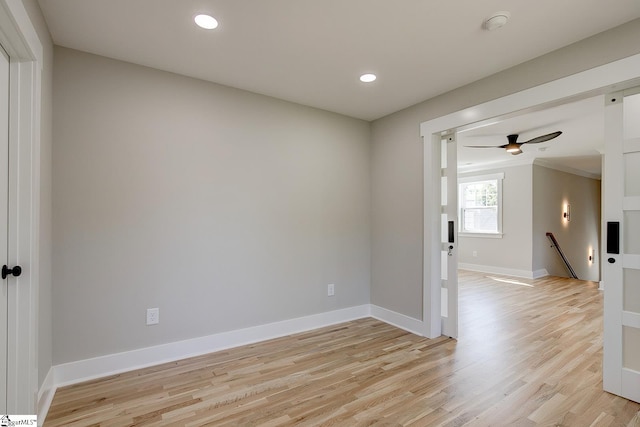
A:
40 304 427 423
532 269 550 279
459 263 548 279
370 305 424 336
37 367 55 426
53 305 371 388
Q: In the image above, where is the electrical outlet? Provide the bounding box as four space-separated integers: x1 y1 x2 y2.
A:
327 284 335 297
146 308 159 325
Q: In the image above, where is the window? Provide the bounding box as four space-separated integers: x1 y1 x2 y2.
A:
459 173 503 236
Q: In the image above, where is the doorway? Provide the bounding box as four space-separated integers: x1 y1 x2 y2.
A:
421 53 640 403
455 95 604 283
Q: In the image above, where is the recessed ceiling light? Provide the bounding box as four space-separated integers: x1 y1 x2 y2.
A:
360 73 377 83
195 14 218 30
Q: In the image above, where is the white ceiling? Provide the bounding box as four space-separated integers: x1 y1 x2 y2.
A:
38 0 640 121
457 95 605 177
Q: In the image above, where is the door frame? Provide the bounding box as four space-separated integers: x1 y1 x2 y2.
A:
420 53 640 339
0 0 43 413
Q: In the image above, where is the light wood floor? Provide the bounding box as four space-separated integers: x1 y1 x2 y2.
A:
45 271 640 426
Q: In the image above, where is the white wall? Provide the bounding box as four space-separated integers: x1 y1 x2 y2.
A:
458 164 533 275
370 114 424 319
371 19 640 319
52 47 371 364
532 164 601 281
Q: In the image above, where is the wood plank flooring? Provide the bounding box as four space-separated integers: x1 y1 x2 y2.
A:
45 271 640 426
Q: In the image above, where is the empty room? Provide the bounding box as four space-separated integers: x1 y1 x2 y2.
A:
0 1 639 425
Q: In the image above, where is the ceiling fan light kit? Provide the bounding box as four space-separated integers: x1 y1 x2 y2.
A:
505 143 522 154
465 131 562 155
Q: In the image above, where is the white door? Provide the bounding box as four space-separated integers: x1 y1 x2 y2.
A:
602 89 640 403
440 133 458 338
0 43 9 412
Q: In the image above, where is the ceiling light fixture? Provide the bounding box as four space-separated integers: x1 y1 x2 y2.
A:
484 11 510 31
194 14 218 30
360 73 377 83
505 142 522 154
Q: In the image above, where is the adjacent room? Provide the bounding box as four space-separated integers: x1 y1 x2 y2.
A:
455 96 604 283
0 0 639 425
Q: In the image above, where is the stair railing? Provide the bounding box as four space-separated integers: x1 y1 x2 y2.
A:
546 232 578 279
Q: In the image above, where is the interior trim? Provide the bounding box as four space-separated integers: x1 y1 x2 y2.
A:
421 52 640 339
52 305 371 388
370 305 423 336
459 263 549 279
38 304 427 422
0 0 43 413
37 368 54 424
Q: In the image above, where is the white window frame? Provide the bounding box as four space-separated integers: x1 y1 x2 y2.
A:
458 173 504 238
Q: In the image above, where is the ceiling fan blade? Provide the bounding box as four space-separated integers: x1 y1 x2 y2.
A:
523 131 562 144
464 144 508 148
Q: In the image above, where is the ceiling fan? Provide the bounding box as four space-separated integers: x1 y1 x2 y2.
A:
465 131 562 155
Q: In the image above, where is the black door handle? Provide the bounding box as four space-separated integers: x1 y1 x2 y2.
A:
448 221 455 243
2 265 22 279
608 258 616 264
607 222 620 254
